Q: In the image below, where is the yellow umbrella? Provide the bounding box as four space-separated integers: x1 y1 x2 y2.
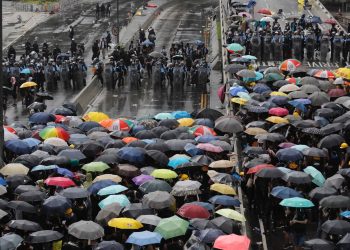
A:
83 112 110 122
93 174 122 183
231 97 247 105
270 91 288 97
210 183 236 195
20 81 37 88
177 118 195 127
244 127 268 136
266 116 289 124
108 218 143 229
216 208 246 222
335 67 350 80
0 163 29 176
151 169 178 179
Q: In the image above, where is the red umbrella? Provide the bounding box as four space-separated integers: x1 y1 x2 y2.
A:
4 126 16 134
45 177 76 188
214 234 251 250
217 85 226 104
196 143 223 153
313 70 335 79
268 107 289 117
191 126 216 136
177 204 210 219
328 89 347 98
324 18 337 25
147 3 158 8
257 8 272 15
247 164 274 174
55 115 66 123
286 77 297 84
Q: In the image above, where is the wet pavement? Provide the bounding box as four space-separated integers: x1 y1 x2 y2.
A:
3 0 143 124
89 0 216 119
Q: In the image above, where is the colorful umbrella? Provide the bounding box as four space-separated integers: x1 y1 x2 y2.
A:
0 163 29 176
268 107 289 117
226 43 244 53
279 59 302 72
334 67 350 80
20 81 37 88
97 185 128 196
247 164 274 174
190 125 216 136
151 169 178 179
108 217 143 229
280 197 314 208
82 162 110 173
266 116 289 124
257 8 272 15
126 231 162 246
210 183 236 195
44 177 76 188
154 113 175 120
99 119 132 131
177 204 210 219
155 215 189 240
98 194 130 208
303 166 325 187
214 234 251 250
177 118 195 127
313 70 336 79
39 127 70 141
83 112 110 123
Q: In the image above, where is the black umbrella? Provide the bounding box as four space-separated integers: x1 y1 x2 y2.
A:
60 187 90 199
42 196 72 215
309 187 337 201
308 92 330 106
292 120 319 129
175 162 203 173
144 141 170 153
138 119 158 129
27 102 47 111
13 154 41 168
190 218 218 230
211 216 240 234
95 241 124 250
105 140 125 149
139 179 172 193
243 105 269 114
8 219 42 231
41 156 70 168
135 130 158 139
320 195 350 209
146 150 169 167
324 174 345 189
0 199 9 210
334 113 350 123
314 108 337 119
151 127 170 137
268 123 289 133
320 123 344 135
160 130 178 140
224 64 246 74
28 230 63 243
51 106 76 116
94 154 119 165
122 203 153 218
78 121 102 133
18 191 47 202
304 238 334 250
178 132 196 140
68 220 104 240
117 164 141 178
78 141 104 158
243 146 267 155
191 155 214 166
302 147 328 158
109 130 130 139
0 209 9 220
14 185 39 195
215 116 243 134
158 119 179 129
338 168 350 177
245 121 267 129
255 133 285 142
302 127 323 135
318 134 344 149
126 140 147 148
282 171 312 184
165 139 191 151
196 108 224 121
36 92 54 100
337 233 350 248
95 204 123 225
256 168 285 179
6 175 32 189
322 220 350 235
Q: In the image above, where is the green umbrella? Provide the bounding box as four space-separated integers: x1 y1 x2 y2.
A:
264 73 285 82
303 166 325 187
97 185 128 196
82 162 110 173
98 194 130 209
31 165 58 172
280 197 314 208
227 43 244 53
155 215 189 240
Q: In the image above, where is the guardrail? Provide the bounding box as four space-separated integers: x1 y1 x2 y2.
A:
313 0 346 32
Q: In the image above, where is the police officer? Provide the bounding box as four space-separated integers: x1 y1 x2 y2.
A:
343 33 350 65
320 33 330 62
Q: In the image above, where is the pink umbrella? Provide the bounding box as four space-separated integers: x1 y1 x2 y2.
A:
132 174 155 186
218 85 226 104
279 142 296 148
328 89 346 98
196 143 223 153
268 107 289 117
214 234 251 250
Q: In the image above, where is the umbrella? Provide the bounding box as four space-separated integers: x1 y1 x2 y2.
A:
279 59 302 72
151 169 178 179
149 51 164 58
60 187 90 199
83 112 109 123
171 180 201 196
20 81 37 88
95 203 123 225
97 185 128 196
226 43 244 53
0 233 23 250
117 147 146 165
137 215 161 226
324 174 345 189
27 102 47 111
282 171 312 184
216 208 246 222
256 133 285 142
309 187 337 201
99 194 130 208
280 197 314 208
117 164 140 178
8 220 41 231
29 112 56 124
271 186 302 199
93 174 122 183
304 239 334 250
318 134 344 149
155 215 189 240
45 177 76 188
122 203 153 218
247 164 274 174
139 179 172 193
132 174 154 186
58 149 86 161
6 175 32 189
276 148 304 162
279 84 300 93
108 217 143 230
18 190 47 202
31 164 58 172
27 230 63 244
0 163 29 176
256 167 285 178
210 183 236 195
95 241 124 250
308 92 330 106
177 204 210 219
68 220 104 240
303 147 328 158
195 229 225 244
42 196 71 215
7 200 36 213
308 15 322 24
303 166 325 187
209 195 240 207
4 140 32 155
195 108 223 121
214 234 250 250
126 231 162 246
321 220 350 235
142 191 175 209
214 116 243 134
337 233 350 248
320 195 350 208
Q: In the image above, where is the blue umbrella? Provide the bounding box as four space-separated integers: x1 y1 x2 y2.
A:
168 157 190 168
294 98 312 105
0 177 7 186
195 228 225 243
184 143 204 157
55 168 74 178
190 201 215 211
243 71 263 82
195 118 214 128
97 185 128 196
29 112 56 124
117 147 146 165
308 16 322 24
172 111 191 119
98 194 130 208
340 211 350 219
131 125 145 135
22 138 41 149
195 135 218 143
87 180 117 194
0 233 23 249
269 96 289 106
229 86 248 96
288 100 307 113
77 121 101 132
271 186 303 199
276 148 304 162
141 39 154 47
314 116 329 127
20 68 32 74
5 140 32 155
126 231 162 246
253 83 271 94
209 195 241 207
31 165 58 172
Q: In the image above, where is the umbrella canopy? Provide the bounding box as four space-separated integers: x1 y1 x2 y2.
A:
0 233 23 250
97 185 128 196
108 217 143 230
42 196 71 215
155 215 189 240
27 230 63 244
82 162 110 173
256 167 285 178
60 187 90 199
282 171 312 184
195 229 225 244
0 163 29 176
304 238 334 250
139 179 172 193
321 220 350 235
151 169 178 179
271 186 303 199
214 116 243 134
216 208 246 222
45 177 76 188
309 187 337 201
137 215 161 226
209 195 240 207
126 231 162 246
214 234 251 250
142 191 175 209
177 204 210 219
99 194 130 208
320 195 350 208
8 220 42 231
303 166 325 187
7 200 36 213
280 197 314 208
171 180 201 196
210 183 236 195
68 220 104 240
276 148 304 162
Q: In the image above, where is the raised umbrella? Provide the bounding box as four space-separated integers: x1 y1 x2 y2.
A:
303 166 325 187
42 195 72 215
257 8 272 15
320 195 350 208
0 163 29 176
308 91 330 106
68 220 104 240
108 217 143 230
214 234 251 250
256 168 285 178
7 200 36 213
155 215 189 240
337 233 350 248
99 194 130 208
302 147 328 158
324 174 345 189
0 233 23 250
276 148 304 162
122 203 153 218
95 203 123 225
116 164 140 178
321 220 350 235
126 231 162 246
214 116 243 134
4 140 32 155
60 187 90 199
271 186 302 199
177 204 210 219
132 174 155 186
216 208 246 222
304 238 334 249
137 215 161 226
27 230 63 244
309 187 338 201
280 197 314 208
142 191 175 209
18 190 47 202
171 180 201 196
8 219 41 231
